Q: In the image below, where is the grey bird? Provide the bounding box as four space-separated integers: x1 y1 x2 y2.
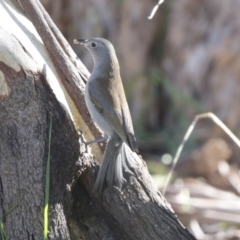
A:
73 38 138 193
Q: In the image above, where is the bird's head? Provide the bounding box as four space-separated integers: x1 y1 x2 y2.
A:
73 38 118 68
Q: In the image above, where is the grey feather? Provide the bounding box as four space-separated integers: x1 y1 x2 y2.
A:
76 37 139 193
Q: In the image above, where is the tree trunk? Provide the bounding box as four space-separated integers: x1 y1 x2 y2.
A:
0 0 196 239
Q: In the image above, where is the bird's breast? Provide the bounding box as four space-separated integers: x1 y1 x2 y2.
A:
85 82 113 137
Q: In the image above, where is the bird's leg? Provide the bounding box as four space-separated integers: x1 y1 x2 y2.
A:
85 137 107 145
79 131 108 152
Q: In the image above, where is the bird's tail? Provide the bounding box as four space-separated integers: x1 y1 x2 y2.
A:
93 138 139 193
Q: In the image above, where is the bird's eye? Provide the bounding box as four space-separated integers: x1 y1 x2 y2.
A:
91 42 96 48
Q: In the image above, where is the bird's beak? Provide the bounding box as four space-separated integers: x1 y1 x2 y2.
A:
73 39 88 46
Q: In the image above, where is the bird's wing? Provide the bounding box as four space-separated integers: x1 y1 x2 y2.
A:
87 76 117 114
88 76 138 152
121 107 139 153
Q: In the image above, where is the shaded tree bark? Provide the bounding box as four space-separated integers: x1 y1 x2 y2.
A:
0 0 196 239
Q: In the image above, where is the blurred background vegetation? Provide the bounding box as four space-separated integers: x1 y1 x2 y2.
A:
41 0 240 238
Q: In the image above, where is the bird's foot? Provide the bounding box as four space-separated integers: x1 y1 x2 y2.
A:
79 131 89 152
79 131 108 152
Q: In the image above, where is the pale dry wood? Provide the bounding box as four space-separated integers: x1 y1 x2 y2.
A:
18 0 104 152
165 180 240 224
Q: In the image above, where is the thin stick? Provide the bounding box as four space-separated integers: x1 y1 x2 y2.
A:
18 0 103 144
148 0 165 20
163 112 240 195
35 0 89 82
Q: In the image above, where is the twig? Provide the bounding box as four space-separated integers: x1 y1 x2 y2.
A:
148 0 165 20
35 0 89 83
163 112 240 195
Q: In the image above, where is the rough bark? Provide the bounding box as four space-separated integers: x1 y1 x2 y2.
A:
0 63 78 239
0 0 196 239
76 158 196 240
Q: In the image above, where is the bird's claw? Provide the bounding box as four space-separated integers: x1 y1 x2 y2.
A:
79 131 89 152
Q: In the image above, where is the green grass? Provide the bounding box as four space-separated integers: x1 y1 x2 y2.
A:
0 118 53 240
44 116 52 240
0 191 24 240
0 221 8 240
